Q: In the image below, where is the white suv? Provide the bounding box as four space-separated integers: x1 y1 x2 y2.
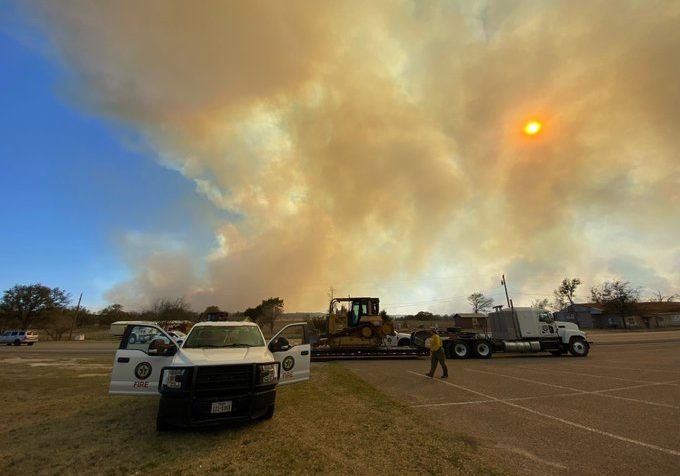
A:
1 329 39 346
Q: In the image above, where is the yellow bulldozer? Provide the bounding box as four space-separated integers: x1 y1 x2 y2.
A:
311 296 428 360
326 297 394 347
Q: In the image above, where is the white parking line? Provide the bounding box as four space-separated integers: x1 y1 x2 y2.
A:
407 371 680 457
464 368 680 410
514 365 680 386
411 391 584 407
560 362 680 375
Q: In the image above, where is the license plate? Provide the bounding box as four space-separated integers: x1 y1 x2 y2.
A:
210 401 232 414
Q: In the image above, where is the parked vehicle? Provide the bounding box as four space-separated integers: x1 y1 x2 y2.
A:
1 329 39 346
382 330 412 347
412 307 590 358
167 330 187 342
109 320 313 431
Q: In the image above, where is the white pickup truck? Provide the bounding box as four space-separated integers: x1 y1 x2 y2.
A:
109 320 313 431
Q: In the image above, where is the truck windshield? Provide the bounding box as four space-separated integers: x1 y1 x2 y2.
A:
183 326 265 349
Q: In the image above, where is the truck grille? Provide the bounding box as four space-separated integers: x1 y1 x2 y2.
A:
194 364 254 397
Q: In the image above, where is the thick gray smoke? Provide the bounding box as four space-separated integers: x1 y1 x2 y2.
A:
24 0 680 311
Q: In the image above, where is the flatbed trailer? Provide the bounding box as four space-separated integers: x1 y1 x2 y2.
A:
311 345 429 361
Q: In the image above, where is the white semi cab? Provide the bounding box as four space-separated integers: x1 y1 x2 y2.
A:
109 320 313 431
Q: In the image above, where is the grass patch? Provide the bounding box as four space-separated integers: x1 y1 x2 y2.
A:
0 358 499 475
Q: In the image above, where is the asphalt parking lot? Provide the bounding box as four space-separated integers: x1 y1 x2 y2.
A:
2 331 678 475
342 338 680 475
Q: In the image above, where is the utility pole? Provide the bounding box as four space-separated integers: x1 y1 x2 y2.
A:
501 275 511 308
68 293 82 341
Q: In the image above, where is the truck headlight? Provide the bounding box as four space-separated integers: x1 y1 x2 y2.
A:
161 368 189 390
257 363 279 385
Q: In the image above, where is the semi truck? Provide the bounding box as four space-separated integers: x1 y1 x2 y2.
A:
412 307 590 359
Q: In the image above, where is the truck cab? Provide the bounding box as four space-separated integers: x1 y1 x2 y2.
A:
109 321 313 430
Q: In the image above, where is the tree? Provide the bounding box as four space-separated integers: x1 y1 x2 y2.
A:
467 292 494 313
379 309 392 323
99 304 127 324
591 280 640 329
45 311 73 341
531 298 550 310
1 284 70 328
260 297 284 334
146 298 197 324
553 278 582 324
649 291 678 302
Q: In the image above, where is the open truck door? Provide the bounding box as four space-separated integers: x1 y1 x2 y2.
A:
109 324 178 395
268 323 312 385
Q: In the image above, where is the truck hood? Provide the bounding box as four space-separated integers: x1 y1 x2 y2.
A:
171 346 274 366
555 320 581 331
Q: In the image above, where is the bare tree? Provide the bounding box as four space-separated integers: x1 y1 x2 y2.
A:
591 280 640 329
467 293 494 313
553 278 582 325
649 291 678 302
531 298 550 310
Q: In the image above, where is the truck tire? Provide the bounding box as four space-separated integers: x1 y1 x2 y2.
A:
473 340 493 359
13 339 21 346
397 339 410 347
262 404 275 420
568 337 589 357
156 415 170 432
451 341 471 359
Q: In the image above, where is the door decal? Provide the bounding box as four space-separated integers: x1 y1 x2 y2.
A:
134 362 152 380
282 356 295 371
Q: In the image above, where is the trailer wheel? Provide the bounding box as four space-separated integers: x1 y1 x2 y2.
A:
568 337 589 357
451 341 471 359
473 340 493 359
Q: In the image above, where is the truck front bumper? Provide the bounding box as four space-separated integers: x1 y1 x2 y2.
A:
158 387 276 428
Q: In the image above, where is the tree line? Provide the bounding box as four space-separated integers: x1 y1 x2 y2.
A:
0 283 285 340
466 278 677 329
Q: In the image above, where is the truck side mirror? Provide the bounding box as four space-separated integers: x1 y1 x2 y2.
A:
269 337 290 352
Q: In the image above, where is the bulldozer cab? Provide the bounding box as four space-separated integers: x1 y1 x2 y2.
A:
326 297 392 348
346 298 380 327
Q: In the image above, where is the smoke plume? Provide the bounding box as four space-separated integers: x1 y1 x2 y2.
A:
23 0 680 311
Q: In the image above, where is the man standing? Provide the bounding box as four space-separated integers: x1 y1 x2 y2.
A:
426 328 448 378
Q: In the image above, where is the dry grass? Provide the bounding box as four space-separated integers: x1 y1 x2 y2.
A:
0 358 499 476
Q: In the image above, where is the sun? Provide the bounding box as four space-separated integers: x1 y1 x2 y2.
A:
523 120 542 136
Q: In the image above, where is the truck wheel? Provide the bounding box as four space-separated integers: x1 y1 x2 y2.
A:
27 342 34 346
473 341 493 359
451 341 471 359
262 404 275 420
568 338 589 357
156 415 170 432
397 339 410 347
13 339 21 346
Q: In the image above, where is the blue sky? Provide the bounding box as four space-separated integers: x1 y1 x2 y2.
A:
0 6 216 310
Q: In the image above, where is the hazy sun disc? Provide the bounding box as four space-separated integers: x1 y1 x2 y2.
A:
524 120 542 135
